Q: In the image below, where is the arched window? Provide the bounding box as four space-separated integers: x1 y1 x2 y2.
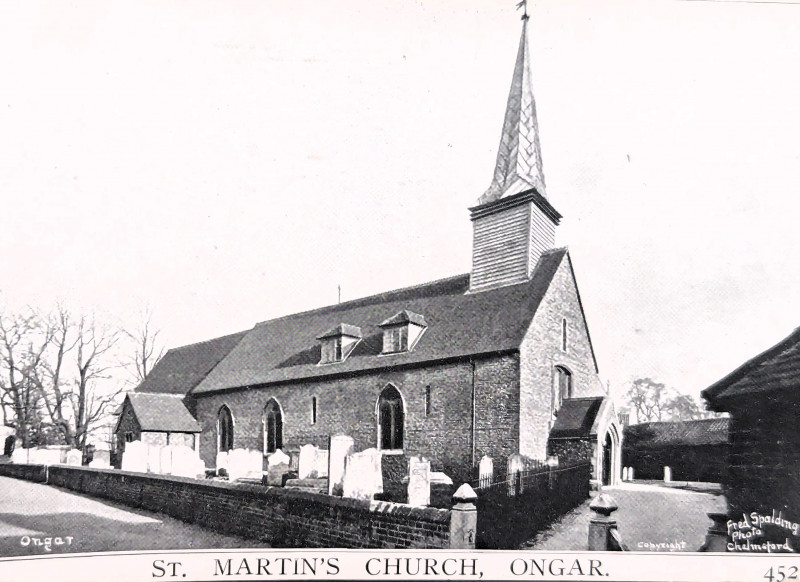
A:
555 366 573 409
217 406 234 453
377 385 404 450
264 399 283 454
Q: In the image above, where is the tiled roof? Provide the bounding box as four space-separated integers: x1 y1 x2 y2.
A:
702 327 800 407
379 310 427 328
192 248 571 394
549 397 605 439
135 331 249 395
126 393 201 433
317 324 362 340
624 418 729 448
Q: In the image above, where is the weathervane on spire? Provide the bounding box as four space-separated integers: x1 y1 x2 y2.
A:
516 0 529 21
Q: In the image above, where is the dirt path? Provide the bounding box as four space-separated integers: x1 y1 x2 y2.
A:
524 482 727 551
0 476 267 556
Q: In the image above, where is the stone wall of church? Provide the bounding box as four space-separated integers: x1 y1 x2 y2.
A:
519 254 605 460
194 360 495 483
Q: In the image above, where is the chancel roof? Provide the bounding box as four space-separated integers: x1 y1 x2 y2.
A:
135 331 249 395
191 248 571 394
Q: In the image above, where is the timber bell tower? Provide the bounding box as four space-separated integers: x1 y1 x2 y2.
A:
469 9 561 293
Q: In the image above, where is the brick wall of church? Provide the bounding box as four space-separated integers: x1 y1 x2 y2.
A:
473 353 520 464
519 254 605 460
194 360 499 483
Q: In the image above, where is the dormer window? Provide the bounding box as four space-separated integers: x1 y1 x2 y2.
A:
317 324 362 364
379 310 427 354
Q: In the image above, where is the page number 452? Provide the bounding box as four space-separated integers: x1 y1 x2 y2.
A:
765 566 798 582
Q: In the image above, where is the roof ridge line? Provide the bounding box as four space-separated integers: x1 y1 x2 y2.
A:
164 329 250 353
254 273 471 327
702 325 800 402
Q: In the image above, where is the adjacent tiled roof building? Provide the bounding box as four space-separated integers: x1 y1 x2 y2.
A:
702 327 800 518
622 418 730 482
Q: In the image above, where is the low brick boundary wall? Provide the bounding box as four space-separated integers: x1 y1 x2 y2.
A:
0 464 450 549
0 462 47 483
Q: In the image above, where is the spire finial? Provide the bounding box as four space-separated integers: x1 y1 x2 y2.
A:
516 0 529 21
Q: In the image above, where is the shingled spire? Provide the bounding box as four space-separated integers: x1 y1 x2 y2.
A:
469 11 561 293
479 16 546 205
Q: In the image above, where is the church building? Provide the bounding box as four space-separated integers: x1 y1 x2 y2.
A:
121 16 621 487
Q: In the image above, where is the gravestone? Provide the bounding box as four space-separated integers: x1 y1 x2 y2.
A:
327 435 355 495
298 444 319 479
664 466 672 483
121 441 148 473
11 446 29 464
159 446 173 475
314 449 329 478
66 449 83 466
629 467 635 480
622 467 628 481
478 456 493 489
216 451 229 475
34 448 63 465
89 450 111 469
407 456 431 507
171 445 205 478
227 448 262 482
147 444 162 474
266 449 291 486
507 454 524 496
342 448 383 501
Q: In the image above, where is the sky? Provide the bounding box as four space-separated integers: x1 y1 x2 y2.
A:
1 0 799 404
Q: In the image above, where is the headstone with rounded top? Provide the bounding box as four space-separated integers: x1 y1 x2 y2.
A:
66 449 83 466
478 456 493 489
407 456 431 507
89 450 111 469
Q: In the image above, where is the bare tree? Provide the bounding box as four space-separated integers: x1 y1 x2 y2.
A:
123 309 164 385
0 310 51 447
663 393 703 421
70 315 123 450
24 308 125 450
625 377 671 423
